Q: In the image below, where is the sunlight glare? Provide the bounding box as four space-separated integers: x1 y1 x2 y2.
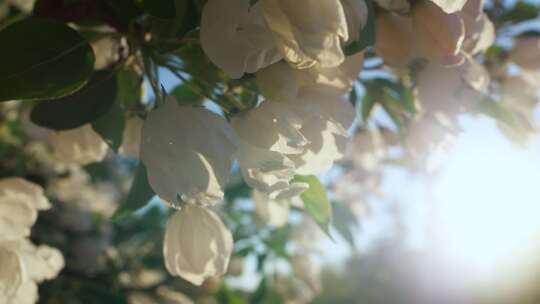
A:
433 129 540 277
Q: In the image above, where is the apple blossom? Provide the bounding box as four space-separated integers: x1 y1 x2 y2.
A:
140 97 238 207
0 246 25 300
260 0 349 69
375 12 415 67
48 124 108 165
459 0 495 55
200 0 282 78
412 1 465 66
509 37 540 70
427 0 467 14
0 178 50 210
163 204 233 286
252 190 291 227
0 194 38 241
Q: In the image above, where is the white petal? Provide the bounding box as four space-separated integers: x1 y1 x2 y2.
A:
252 190 290 227
0 195 37 241
200 0 281 78
0 246 25 299
140 97 238 207
163 205 233 285
0 178 50 210
48 124 108 165
427 0 467 13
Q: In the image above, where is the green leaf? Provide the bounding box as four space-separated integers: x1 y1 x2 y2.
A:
498 2 539 25
112 163 155 221
116 67 143 108
0 18 94 102
332 203 358 249
30 71 117 130
361 94 375 123
215 285 246 304
140 0 187 19
294 175 333 237
171 83 203 105
344 0 376 55
91 101 126 152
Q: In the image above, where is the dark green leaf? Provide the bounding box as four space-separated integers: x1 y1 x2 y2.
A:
171 83 203 105
215 285 246 304
0 18 94 102
344 0 376 55
112 163 155 221
116 67 143 108
498 2 539 25
141 0 186 19
294 175 333 237
30 71 117 130
91 101 126 152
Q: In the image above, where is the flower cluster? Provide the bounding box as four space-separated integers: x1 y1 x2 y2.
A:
0 178 64 304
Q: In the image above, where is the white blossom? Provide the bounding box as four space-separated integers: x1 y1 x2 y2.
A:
252 190 291 227
0 246 25 300
509 37 540 70
412 1 465 66
200 0 282 78
375 12 416 67
459 0 495 55
119 116 144 158
345 128 387 171
0 194 38 241
163 204 233 286
427 0 467 14
48 124 108 165
260 0 349 69
417 56 489 117
341 0 368 43
140 97 238 207
0 178 50 210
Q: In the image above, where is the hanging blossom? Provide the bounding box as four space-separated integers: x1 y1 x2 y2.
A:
163 204 233 286
0 178 64 304
140 96 238 207
260 0 350 69
416 55 490 118
252 190 303 227
233 57 361 199
412 0 465 66
375 11 416 67
200 0 282 78
458 0 495 56
48 124 108 165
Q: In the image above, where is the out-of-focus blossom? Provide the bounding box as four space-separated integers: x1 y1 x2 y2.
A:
291 255 322 296
0 178 50 210
292 217 326 254
406 116 457 171
91 37 125 70
0 194 38 241
260 0 349 69
502 75 539 126
412 1 465 66
274 275 320 304
163 204 233 286
341 0 368 43
427 0 467 14
48 124 108 165
252 190 302 227
333 170 378 216
156 286 194 304
375 12 415 67
345 128 387 171
227 256 245 276
0 246 25 300
375 0 410 13
47 165 91 203
200 0 282 78
417 56 489 117
509 37 540 70
6 239 64 283
459 0 494 55
140 97 238 207
119 116 144 158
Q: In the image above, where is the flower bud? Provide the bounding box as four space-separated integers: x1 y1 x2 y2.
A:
48 124 108 165
140 97 238 207
200 0 282 78
163 205 233 286
261 0 349 68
